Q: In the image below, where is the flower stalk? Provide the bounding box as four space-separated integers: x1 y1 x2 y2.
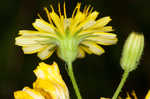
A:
67 61 82 99
112 71 129 99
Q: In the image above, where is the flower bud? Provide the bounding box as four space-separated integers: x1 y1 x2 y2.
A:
120 32 144 72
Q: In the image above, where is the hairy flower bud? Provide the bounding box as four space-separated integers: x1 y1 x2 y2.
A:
120 32 144 72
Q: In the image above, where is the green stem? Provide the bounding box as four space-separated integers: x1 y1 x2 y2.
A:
112 71 130 99
67 61 82 99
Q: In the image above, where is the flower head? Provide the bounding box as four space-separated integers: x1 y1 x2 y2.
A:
14 62 69 99
15 3 118 62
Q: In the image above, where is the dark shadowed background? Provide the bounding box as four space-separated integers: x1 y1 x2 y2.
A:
0 0 150 99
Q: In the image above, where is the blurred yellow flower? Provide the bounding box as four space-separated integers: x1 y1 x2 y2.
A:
145 90 150 99
15 3 117 61
100 90 150 99
14 62 69 99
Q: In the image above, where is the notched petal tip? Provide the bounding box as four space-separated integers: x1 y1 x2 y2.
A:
95 16 112 27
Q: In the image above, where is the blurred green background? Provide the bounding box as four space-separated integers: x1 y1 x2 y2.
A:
0 0 150 99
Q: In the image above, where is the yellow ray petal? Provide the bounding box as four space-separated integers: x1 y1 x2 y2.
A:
81 41 105 55
86 37 117 45
83 26 113 33
92 16 112 28
18 30 57 38
86 11 99 21
14 91 34 99
22 45 46 54
91 32 117 38
15 36 50 46
79 45 93 54
33 79 69 99
50 11 65 35
75 11 99 31
100 26 113 32
33 62 69 99
85 33 118 45
14 87 45 99
78 27 113 36
81 20 96 30
37 45 55 60
32 19 55 33
34 62 65 86
70 10 85 34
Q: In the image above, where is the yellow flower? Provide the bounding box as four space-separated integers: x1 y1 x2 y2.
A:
14 62 69 99
15 3 118 62
145 90 150 99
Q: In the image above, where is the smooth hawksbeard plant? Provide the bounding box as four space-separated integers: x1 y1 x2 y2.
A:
15 2 118 99
14 62 69 99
